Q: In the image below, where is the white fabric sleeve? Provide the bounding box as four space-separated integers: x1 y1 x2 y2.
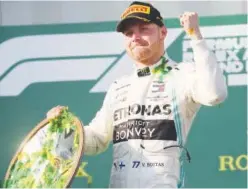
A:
83 84 114 155
187 39 228 106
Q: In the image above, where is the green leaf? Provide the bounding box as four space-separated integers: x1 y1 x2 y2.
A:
76 162 93 186
7 108 79 188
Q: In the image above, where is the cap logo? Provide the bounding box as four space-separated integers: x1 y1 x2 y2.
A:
121 5 151 19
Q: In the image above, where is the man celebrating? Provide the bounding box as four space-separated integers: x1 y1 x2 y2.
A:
47 1 227 188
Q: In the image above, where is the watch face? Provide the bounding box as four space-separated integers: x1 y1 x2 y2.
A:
3 111 84 188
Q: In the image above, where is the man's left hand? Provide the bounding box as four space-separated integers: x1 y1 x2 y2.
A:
180 12 203 40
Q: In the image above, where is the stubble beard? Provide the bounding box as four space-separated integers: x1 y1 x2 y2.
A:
128 40 161 64
130 46 151 61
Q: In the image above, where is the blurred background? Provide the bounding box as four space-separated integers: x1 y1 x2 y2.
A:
0 1 247 188
0 1 247 25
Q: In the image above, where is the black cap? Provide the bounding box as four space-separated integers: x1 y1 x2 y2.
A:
116 1 164 32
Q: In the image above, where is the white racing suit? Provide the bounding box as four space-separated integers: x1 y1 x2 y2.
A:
83 40 228 188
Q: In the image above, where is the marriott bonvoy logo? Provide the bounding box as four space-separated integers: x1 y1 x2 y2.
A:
0 24 246 97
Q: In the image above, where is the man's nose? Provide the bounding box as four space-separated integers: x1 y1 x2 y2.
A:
132 31 141 42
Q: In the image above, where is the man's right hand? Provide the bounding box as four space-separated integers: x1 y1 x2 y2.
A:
46 105 67 120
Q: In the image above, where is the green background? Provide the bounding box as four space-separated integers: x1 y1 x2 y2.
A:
0 15 247 188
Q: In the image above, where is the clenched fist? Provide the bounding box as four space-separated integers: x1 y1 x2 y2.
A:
46 105 67 120
179 12 202 40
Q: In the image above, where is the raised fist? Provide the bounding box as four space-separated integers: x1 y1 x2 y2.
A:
180 12 202 38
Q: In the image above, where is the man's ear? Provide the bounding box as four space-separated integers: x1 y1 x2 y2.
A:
160 26 167 40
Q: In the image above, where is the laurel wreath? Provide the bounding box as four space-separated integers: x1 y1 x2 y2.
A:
3 108 92 188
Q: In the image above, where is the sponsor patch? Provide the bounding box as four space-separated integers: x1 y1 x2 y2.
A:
121 5 151 19
113 119 176 143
